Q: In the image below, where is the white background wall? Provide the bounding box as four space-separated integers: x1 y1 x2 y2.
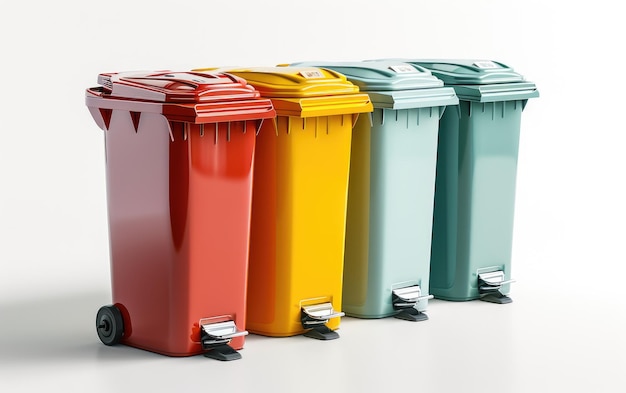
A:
1 1 624 391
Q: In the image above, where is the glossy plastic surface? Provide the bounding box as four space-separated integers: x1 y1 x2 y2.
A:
375 60 539 302
430 101 526 300
195 66 372 117
342 107 442 317
397 60 539 102
86 71 275 355
196 66 360 97
395 59 523 85
196 66 372 336
248 114 354 336
289 61 443 91
98 71 259 102
290 61 460 110
289 61 457 318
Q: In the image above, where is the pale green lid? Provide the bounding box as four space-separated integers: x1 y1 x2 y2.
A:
289 61 458 109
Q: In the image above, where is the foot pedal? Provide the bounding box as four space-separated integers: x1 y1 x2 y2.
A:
392 285 433 322
204 344 242 361
478 271 515 304
200 320 248 361
303 325 340 340
300 303 344 340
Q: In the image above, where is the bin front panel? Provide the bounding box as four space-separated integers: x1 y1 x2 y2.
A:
106 111 172 353
105 111 254 355
343 107 440 318
246 114 353 336
182 120 255 351
430 100 522 301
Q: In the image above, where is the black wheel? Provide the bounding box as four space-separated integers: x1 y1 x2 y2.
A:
96 305 124 346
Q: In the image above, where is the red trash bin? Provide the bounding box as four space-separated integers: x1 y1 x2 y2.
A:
85 71 275 360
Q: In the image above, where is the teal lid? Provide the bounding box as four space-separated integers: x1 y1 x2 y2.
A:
373 59 539 103
400 59 525 85
288 60 458 109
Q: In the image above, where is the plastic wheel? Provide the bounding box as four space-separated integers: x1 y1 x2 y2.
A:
96 305 124 346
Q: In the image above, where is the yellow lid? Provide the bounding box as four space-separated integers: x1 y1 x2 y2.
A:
194 66 373 118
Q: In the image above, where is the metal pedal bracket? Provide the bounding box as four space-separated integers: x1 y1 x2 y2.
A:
200 320 248 361
478 271 515 304
392 285 433 322
301 302 344 340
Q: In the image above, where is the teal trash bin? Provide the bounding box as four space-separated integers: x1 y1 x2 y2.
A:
397 59 539 303
290 60 458 320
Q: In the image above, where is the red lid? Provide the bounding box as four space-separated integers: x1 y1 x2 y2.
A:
98 71 261 103
86 71 276 129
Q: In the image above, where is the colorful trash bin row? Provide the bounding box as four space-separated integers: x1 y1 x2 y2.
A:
85 60 538 360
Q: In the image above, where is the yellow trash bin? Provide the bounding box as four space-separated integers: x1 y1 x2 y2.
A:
195 66 373 339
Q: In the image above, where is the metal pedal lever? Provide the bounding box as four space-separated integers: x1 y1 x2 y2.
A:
392 286 433 322
478 271 515 304
200 320 248 361
301 303 344 340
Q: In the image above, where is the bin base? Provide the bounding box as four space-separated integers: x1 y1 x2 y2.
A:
394 308 429 322
480 293 513 304
203 345 242 361
303 325 340 340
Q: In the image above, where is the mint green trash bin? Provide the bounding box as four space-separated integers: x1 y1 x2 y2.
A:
399 59 539 303
290 60 458 320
